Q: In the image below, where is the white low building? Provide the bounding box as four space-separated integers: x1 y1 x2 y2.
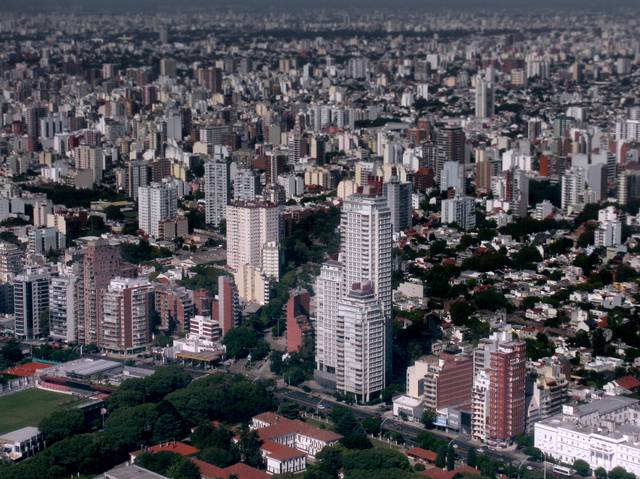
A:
535 397 640 475
0 427 44 462
392 394 424 422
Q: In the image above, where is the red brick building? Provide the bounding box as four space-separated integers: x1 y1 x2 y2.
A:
487 341 526 446
286 290 311 353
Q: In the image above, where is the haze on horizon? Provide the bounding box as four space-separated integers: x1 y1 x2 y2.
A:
2 0 639 13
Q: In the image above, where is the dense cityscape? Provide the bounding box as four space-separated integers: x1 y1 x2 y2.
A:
0 2 640 479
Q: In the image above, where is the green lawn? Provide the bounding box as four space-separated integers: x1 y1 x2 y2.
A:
0 388 73 434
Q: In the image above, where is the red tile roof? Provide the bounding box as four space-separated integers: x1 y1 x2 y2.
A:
615 375 640 390
421 465 480 479
254 413 342 443
191 458 224 479
407 447 438 462
262 441 306 461
1 361 50 377
132 442 199 458
191 459 271 479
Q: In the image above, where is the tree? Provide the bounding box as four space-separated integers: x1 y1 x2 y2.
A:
104 205 124 221
449 301 475 326
609 467 635 479
466 447 477 467
0 338 23 368
595 467 608 479
191 423 233 450
421 409 437 429
136 451 183 476
197 447 238 468
166 460 201 479
84 216 108 236
40 409 86 445
523 446 544 462
236 428 264 469
223 327 260 359
446 443 455 471
277 402 300 420
152 411 187 443
573 459 591 477
362 416 382 435
435 445 447 468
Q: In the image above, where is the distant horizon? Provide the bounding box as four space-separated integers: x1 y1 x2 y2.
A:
2 0 640 13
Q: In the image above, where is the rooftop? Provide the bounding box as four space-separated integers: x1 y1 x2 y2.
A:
0 426 40 443
100 463 168 479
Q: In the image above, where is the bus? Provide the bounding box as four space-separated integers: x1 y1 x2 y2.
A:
552 465 574 477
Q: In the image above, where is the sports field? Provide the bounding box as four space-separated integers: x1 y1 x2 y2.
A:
0 388 72 434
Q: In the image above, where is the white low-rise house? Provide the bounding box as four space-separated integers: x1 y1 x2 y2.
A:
535 397 640 475
250 412 343 459
584 356 624 373
261 441 307 475
393 394 425 422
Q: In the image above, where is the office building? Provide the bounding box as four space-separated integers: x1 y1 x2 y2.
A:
440 160 464 193
49 269 79 343
561 167 586 212
100 277 152 356
234 169 261 201
487 341 527 446
28 227 63 256
234 264 270 306
340 195 392 318
226 200 279 273
617 170 640 206
315 195 392 397
336 282 385 403
189 314 221 341
0 242 22 282
475 77 495 119
314 261 344 384
441 196 476 230
594 206 622 247
535 397 640 475
13 268 50 339
212 275 240 337
138 182 178 238
79 239 124 345
383 177 413 233
75 145 104 184
526 360 569 430
204 158 230 227
436 125 465 181
127 160 150 200
406 352 474 410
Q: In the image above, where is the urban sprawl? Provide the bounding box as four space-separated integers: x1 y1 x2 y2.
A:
0 6 640 479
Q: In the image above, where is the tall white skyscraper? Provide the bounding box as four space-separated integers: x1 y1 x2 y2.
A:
561 167 586 212
337 282 386 403
204 156 230 226
226 201 280 274
341 195 392 317
475 76 495 119
315 261 344 380
315 195 392 401
138 181 178 238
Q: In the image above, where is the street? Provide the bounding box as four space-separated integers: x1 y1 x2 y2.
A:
276 387 540 474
